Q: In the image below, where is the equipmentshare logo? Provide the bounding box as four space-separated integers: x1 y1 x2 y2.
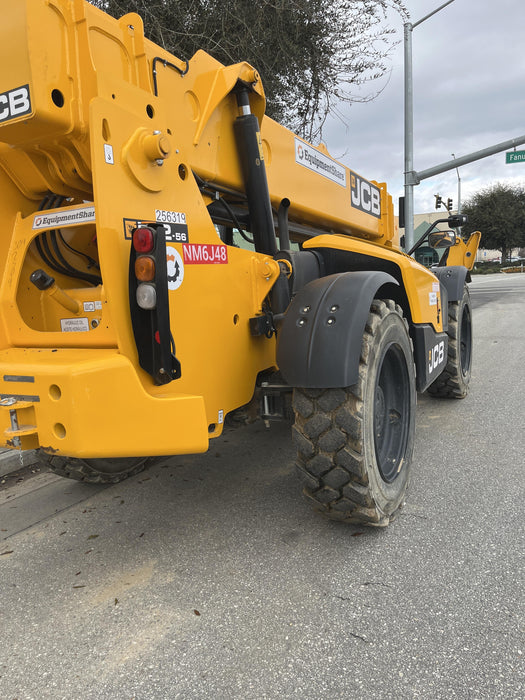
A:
32 206 96 230
294 138 347 187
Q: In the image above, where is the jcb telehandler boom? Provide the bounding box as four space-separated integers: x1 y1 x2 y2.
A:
0 0 479 525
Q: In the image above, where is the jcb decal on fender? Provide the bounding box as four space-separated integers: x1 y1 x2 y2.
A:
428 340 445 375
350 171 381 219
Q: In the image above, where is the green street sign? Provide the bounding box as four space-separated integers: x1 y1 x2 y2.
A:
506 150 525 164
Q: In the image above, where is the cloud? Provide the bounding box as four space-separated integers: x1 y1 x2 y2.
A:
323 0 525 214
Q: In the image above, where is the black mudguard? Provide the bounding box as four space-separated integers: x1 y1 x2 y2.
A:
411 325 449 392
432 265 469 302
276 271 398 388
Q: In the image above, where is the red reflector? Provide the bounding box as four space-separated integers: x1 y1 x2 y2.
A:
133 227 154 253
154 331 160 344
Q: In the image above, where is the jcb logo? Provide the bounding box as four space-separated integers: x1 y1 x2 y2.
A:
428 341 445 374
0 85 32 123
350 171 381 219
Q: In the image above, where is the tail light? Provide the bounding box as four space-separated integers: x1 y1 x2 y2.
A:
129 224 181 384
134 256 156 283
132 227 155 253
135 282 157 309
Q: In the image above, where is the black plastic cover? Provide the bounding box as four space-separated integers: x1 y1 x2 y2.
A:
432 265 468 302
276 271 398 388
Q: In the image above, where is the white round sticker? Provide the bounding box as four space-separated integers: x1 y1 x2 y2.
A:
166 246 184 290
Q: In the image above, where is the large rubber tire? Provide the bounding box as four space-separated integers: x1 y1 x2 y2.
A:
38 452 151 484
427 285 472 399
293 300 416 527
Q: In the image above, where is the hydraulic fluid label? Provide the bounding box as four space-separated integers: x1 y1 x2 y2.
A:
33 206 96 230
0 85 32 123
350 171 381 219
294 138 347 187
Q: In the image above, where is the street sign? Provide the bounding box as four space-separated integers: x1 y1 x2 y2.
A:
506 150 525 164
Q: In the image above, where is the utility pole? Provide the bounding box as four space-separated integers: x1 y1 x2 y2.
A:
403 0 525 251
404 0 455 251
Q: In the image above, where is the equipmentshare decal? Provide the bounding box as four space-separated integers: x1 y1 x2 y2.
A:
350 171 381 219
33 206 96 230
294 138 347 187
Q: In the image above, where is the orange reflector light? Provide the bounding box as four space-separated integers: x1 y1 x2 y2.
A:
133 227 154 253
135 255 155 281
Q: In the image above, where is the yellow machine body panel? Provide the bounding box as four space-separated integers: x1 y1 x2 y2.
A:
446 231 481 270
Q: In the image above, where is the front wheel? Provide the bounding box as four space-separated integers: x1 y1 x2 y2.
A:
292 299 416 527
427 285 472 399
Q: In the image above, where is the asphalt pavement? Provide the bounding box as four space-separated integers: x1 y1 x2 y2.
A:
1 273 523 699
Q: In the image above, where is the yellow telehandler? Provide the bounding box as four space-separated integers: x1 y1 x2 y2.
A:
0 0 479 525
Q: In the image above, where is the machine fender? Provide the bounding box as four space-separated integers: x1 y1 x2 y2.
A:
432 265 469 302
276 271 399 388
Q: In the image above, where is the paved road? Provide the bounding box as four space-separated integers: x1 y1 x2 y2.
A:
1 274 524 699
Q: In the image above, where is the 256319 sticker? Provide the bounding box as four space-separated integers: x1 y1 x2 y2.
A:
182 244 228 265
155 210 186 225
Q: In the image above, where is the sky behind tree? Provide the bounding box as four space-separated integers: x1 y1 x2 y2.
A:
323 0 525 215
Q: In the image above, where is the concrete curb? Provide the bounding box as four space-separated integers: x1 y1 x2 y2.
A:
0 449 40 478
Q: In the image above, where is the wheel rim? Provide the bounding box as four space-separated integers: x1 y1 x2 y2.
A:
374 343 411 483
460 303 472 377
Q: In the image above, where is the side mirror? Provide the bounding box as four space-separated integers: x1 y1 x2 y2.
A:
448 214 468 228
429 230 456 248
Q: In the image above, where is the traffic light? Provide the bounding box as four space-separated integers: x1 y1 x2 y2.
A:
435 194 442 210
447 198 453 211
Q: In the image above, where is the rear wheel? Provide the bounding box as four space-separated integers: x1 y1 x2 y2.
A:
38 452 151 484
427 285 472 398
292 299 416 526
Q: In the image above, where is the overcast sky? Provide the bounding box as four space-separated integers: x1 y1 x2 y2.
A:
323 0 525 215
